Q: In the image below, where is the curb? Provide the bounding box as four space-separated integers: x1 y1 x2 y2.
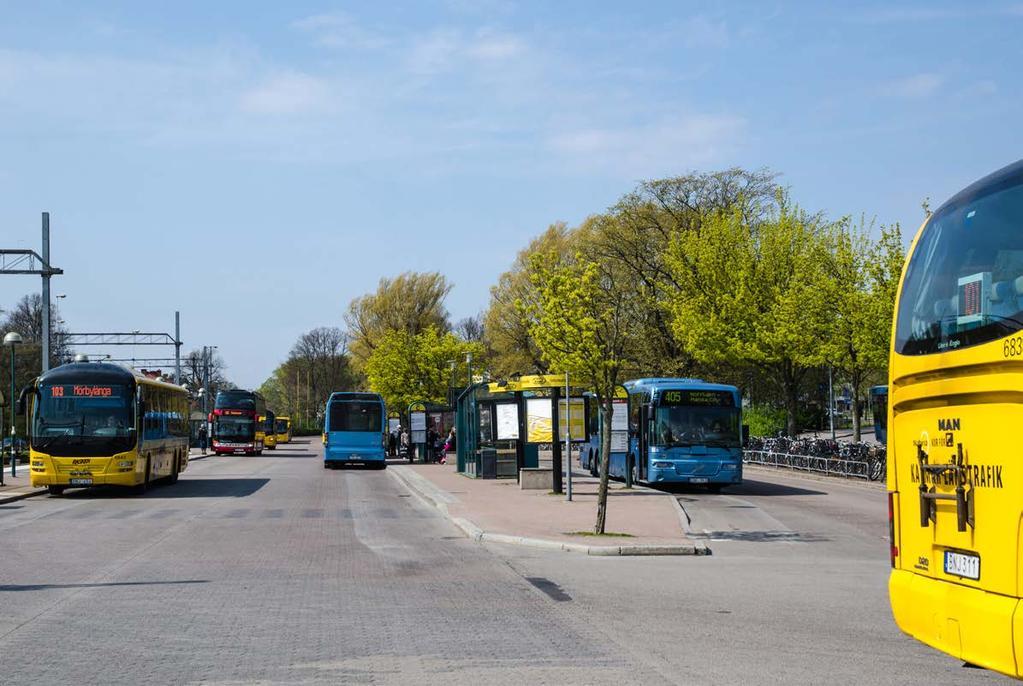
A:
0 487 47 505
743 463 886 490
389 465 707 557
668 494 713 556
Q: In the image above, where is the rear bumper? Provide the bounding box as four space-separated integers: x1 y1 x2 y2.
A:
890 569 1020 677
325 449 386 463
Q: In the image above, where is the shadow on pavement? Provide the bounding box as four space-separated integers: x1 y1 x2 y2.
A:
657 478 826 497
62 478 270 499
0 579 209 592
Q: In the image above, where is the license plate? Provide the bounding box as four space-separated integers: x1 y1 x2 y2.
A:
69 478 93 486
690 477 709 484
349 454 361 460
944 551 980 580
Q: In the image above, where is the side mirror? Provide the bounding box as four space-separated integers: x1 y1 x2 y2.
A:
17 385 35 416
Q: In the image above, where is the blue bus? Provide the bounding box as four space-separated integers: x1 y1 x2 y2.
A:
869 385 887 444
607 378 743 490
322 392 387 469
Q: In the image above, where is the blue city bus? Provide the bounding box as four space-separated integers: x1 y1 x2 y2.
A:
322 392 387 469
611 378 743 490
869 385 887 444
580 392 629 477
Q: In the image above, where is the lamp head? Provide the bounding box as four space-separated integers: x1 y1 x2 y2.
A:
3 332 23 346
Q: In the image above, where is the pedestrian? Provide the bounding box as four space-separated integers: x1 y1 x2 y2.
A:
427 426 439 463
388 428 398 457
400 428 410 461
445 427 456 454
198 422 208 455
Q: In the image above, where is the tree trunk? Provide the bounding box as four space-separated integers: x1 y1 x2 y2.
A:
851 395 862 443
594 400 613 534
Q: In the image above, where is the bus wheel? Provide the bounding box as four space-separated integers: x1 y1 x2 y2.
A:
375 462 387 470
47 485 65 496
707 483 724 493
169 452 180 484
589 451 598 477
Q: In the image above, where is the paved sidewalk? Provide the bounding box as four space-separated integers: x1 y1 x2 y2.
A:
389 462 706 556
0 463 44 504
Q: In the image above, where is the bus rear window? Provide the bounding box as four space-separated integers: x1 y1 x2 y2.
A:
329 402 382 432
895 177 1023 355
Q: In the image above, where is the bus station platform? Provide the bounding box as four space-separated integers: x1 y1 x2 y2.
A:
389 462 706 555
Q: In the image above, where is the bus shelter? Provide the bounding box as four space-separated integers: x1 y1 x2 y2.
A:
456 374 591 493
407 400 455 463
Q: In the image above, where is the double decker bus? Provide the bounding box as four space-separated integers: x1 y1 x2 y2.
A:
275 416 292 444
611 378 743 490
211 389 265 455
24 361 189 495
888 160 1023 677
323 392 386 469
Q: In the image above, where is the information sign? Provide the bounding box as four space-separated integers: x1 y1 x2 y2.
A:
496 403 519 440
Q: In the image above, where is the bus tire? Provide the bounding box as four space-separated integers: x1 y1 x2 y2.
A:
707 483 724 493
47 485 65 496
589 450 598 477
169 452 180 484
376 461 387 470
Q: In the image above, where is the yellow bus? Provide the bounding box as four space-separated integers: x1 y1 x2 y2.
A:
888 159 1023 677
24 361 189 495
259 411 277 450
275 415 292 443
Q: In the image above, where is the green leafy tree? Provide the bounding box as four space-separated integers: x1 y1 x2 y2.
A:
525 219 643 534
823 221 905 440
484 223 574 377
665 199 837 436
586 169 782 376
365 327 483 412
345 272 452 370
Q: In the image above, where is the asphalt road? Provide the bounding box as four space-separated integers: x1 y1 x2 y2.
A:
0 443 1008 684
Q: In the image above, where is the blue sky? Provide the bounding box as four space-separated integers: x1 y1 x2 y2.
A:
0 1 1020 389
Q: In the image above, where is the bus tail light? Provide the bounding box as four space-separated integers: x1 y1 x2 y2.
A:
888 491 898 567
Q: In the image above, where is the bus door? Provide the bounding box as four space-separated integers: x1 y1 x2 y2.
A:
638 403 650 481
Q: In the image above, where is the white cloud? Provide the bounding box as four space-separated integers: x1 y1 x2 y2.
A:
548 114 746 175
880 73 943 98
291 12 390 50
406 30 462 74
239 71 331 115
683 16 730 50
466 29 526 60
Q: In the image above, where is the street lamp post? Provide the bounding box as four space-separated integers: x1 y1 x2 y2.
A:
5 332 24 479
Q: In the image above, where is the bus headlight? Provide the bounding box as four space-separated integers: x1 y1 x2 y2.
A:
721 463 737 470
32 460 44 467
118 460 134 468
653 461 672 468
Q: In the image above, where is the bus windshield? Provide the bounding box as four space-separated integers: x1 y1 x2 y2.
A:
215 416 254 441
653 405 740 448
329 402 382 432
895 176 1023 355
32 383 135 456
275 419 288 433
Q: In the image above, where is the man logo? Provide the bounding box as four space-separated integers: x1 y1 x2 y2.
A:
938 418 961 432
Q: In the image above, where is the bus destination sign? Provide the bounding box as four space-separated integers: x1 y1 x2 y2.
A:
49 385 123 398
660 390 734 407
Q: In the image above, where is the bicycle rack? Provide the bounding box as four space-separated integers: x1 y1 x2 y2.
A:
917 442 974 532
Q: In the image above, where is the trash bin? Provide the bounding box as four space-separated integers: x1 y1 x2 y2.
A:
479 448 497 479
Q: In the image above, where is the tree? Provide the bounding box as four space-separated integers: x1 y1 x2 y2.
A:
484 223 573 378
365 327 483 412
822 221 904 441
180 348 233 412
525 216 644 534
665 198 837 436
586 169 782 376
259 327 357 429
1 293 72 366
345 272 452 369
